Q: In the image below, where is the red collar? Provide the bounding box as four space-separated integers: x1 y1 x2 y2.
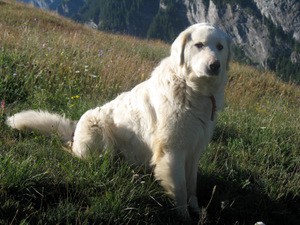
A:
210 95 217 121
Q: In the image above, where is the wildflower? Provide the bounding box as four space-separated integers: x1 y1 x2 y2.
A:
131 173 139 183
1 99 5 110
71 95 80 100
98 49 104 58
0 99 5 120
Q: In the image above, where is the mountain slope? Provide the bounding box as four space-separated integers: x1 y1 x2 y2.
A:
19 0 300 83
1 1 299 224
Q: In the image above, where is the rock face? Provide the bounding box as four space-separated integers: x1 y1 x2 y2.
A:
184 1 269 67
254 0 300 41
21 0 85 17
22 0 61 10
182 0 299 72
18 0 300 81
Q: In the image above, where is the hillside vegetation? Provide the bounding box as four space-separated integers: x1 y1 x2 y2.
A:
65 0 300 83
1 1 299 224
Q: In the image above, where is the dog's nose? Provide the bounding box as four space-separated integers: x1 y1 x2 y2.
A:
209 60 220 74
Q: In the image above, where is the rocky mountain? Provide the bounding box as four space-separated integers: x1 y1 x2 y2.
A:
183 0 300 82
21 0 85 17
21 0 51 9
18 0 300 82
254 0 300 42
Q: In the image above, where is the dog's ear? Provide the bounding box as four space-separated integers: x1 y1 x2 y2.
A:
171 30 190 66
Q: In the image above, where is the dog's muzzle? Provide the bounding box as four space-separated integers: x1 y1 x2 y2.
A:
207 60 220 75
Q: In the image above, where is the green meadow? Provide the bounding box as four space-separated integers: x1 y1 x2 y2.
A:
0 1 299 224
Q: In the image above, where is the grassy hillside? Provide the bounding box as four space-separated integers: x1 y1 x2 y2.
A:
1 1 299 224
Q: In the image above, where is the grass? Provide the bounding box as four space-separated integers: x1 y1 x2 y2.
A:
1 1 300 224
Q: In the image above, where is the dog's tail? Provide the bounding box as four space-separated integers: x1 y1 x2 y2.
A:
6 110 77 142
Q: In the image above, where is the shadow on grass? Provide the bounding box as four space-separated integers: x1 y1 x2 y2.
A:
2 172 298 225
0 176 180 225
196 124 300 225
1 125 299 225
196 172 300 225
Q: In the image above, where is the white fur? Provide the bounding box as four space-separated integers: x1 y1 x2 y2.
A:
6 23 231 219
6 110 76 142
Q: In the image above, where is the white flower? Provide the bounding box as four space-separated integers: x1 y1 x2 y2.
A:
255 222 266 225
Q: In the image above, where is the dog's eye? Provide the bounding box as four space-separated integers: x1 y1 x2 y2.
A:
195 42 204 49
217 43 223 51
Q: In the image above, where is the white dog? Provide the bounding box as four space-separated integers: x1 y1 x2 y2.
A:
6 23 231 220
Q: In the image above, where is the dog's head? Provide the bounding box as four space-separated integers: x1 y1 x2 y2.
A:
171 23 231 80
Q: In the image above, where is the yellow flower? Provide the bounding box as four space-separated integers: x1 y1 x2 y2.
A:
71 95 80 100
